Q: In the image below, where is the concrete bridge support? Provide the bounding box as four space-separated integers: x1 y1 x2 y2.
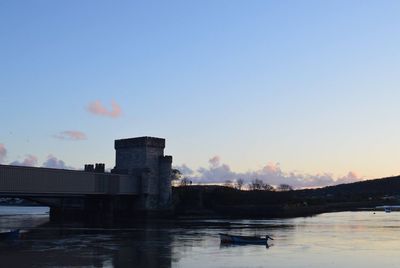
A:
47 196 142 222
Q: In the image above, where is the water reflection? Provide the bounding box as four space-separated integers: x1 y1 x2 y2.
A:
0 207 173 268
219 242 274 249
1 208 400 267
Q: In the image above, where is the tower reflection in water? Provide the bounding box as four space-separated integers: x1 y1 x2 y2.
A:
0 214 173 268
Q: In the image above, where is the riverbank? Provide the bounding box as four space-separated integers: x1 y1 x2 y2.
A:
172 185 397 219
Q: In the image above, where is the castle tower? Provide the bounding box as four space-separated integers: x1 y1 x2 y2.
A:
113 137 172 210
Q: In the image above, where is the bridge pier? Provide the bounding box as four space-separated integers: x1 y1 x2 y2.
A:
48 197 120 223
48 195 172 223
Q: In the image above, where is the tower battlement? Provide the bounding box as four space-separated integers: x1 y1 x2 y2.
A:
115 137 165 149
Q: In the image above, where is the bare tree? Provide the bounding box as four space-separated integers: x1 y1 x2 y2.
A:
172 169 194 187
262 183 275 191
235 178 244 190
224 180 233 188
249 179 264 190
171 169 183 187
248 179 277 191
172 169 182 181
277 184 293 191
180 177 192 186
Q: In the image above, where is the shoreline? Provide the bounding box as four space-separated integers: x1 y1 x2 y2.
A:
173 201 388 220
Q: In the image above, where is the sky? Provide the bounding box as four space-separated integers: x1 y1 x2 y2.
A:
1 1 400 188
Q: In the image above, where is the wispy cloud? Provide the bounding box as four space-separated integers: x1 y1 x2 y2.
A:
0 144 6 163
10 154 38 167
54 131 87 141
87 100 122 118
174 156 362 189
42 154 73 169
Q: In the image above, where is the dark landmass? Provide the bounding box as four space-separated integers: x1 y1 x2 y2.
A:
173 175 400 218
2 175 400 220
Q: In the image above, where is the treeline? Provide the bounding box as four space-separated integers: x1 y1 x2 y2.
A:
172 174 400 218
172 169 293 191
224 178 293 192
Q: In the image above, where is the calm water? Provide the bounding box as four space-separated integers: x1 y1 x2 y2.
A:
0 206 399 267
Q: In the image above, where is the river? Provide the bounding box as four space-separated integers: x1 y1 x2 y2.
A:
0 206 398 267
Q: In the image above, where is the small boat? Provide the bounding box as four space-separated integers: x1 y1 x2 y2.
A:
0 229 20 240
219 233 273 245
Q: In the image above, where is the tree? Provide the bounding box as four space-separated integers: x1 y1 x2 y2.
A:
262 183 275 191
249 179 276 191
172 169 182 181
171 169 183 187
249 179 264 190
224 180 233 188
180 177 192 186
277 184 293 191
235 178 244 190
172 169 193 187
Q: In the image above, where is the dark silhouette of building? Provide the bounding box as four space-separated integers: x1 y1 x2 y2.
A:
0 136 173 220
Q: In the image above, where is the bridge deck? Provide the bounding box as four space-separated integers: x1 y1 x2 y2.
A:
0 165 138 196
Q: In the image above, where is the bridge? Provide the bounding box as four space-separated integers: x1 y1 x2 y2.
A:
0 136 173 221
0 165 134 196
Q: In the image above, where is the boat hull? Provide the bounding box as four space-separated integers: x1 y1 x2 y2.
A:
219 233 268 245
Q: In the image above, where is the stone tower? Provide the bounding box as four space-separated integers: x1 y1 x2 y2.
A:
112 137 172 211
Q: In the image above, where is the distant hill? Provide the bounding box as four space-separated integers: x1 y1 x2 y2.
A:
173 175 400 218
298 175 400 198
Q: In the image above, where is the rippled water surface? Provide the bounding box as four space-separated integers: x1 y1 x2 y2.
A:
0 206 399 267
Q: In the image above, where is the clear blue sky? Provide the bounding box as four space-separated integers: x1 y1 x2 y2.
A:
1 1 400 186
